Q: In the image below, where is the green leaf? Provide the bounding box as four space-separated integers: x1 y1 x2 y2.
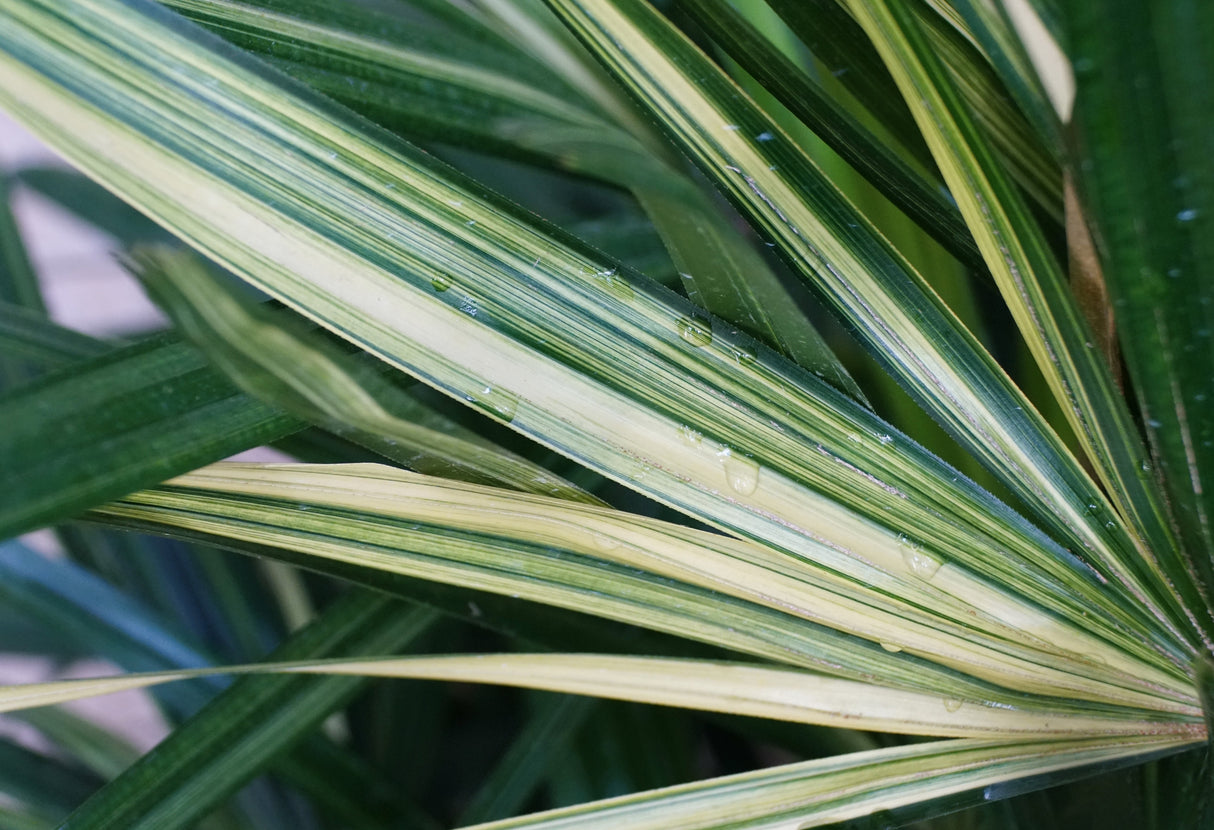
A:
13 707 140 781
0 0 1190 675
15 166 169 244
760 0 932 169
0 172 45 388
0 172 42 313
0 539 221 711
0 333 300 537
1066 0 1214 624
0 300 115 366
159 0 864 401
533 0 1193 656
0 538 584 828
456 737 1192 830
840 0 1206 648
0 738 103 819
675 0 984 274
0 539 419 827
458 693 595 825
57 592 438 830
128 245 600 503
630 187 867 403
763 0 1060 219
93 463 1201 717
946 0 1063 158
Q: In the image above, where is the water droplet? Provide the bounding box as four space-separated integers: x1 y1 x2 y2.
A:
678 425 703 447
431 275 451 292
677 315 713 347
943 698 962 712
756 131 774 142
467 601 483 617
723 123 741 131
734 348 757 368
629 464 654 482
468 384 519 423
880 642 903 653
448 199 464 207
721 451 760 496
899 535 941 579
459 296 479 316
594 266 635 300
877 434 893 446
1177 208 1199 222
1148 418 1163 428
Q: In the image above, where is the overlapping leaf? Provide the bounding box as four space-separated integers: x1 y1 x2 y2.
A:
0 0 1197 681
535 0 1199 653
1067 0 1214 628
460 736 1193 830
840 0 1207 646
93 462 1201 717
158 0 863 399
0 0 1208 827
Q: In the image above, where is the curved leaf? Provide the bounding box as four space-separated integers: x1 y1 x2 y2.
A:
0 0 1189 673
841 0 1206 647
94 463 1200 714
460 736 1193 829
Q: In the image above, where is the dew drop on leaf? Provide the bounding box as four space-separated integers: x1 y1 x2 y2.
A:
594 267 635 301
677 315 712 347
678 425 703 447
899 535 941 579
469 384 518 423
722 452 760 496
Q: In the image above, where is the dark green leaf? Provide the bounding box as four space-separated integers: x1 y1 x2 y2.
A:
57 592 437 830
1067 0 1214 626
0 333 301 537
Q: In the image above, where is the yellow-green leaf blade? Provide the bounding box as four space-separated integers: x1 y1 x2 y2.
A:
532 0 1192 654
843 0 1206 647
461 736 1195 829
0 654 1200 740
0 0 1189 677
93 462 1200 713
